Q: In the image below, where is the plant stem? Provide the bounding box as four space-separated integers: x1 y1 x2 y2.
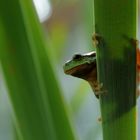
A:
94 1 137 140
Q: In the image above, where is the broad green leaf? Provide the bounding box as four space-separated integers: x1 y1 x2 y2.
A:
0 0 77 140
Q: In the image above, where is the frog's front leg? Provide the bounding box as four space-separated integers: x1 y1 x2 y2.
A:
93 81 103 96
89 81 107 98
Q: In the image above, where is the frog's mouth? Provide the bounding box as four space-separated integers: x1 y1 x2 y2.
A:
64 62 96 80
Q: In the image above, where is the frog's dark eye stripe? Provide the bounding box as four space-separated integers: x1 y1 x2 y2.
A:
73 54 82 60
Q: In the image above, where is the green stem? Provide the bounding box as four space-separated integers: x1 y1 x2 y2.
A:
94 1 137 140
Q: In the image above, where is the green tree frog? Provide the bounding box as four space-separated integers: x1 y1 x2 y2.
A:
63 51 103 98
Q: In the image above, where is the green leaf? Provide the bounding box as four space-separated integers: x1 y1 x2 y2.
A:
0 0 77 140
94 0 137 140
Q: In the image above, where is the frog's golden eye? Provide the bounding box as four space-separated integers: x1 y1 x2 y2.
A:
73 54 82 60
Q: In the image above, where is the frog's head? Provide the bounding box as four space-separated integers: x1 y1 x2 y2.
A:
63 51 97 81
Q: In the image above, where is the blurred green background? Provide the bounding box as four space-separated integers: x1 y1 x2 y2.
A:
0 0 139 140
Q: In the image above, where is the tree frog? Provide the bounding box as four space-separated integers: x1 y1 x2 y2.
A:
63 49 140 98
63 51 102 98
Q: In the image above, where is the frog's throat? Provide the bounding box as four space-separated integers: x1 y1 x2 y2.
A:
65 61 97 81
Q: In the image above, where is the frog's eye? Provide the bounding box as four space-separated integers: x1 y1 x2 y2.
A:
73 54 82 60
